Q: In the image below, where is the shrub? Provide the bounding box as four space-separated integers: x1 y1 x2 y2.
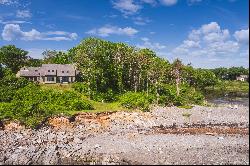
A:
0 84 94 127
119 92 153 111
72 99 94 110
0 77 30 102
72 82 89 94
90 89 118 102
157 83 205 106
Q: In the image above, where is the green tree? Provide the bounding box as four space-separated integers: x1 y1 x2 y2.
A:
43 50 72 64
0 64 3 79
0 45 29 73
26 57 43 67
194 69 218 90
171 59 183 96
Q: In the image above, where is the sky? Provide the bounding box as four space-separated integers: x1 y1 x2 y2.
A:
0 0 249 68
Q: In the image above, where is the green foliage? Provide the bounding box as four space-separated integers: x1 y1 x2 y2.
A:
205 80 249 98
0 64 3 79
0 45 29 73
211 67 249 81
193 69 218 90
72 82 89 94
26 58 43 67
90 89 118 102
119 92 154 111
72 82 118 102
72 38 171 95
42 50 73 64
0 83 94 127
182 112 192 117
178 105 194 109
0 76 30 102
72 99 94 111
157 84 204 106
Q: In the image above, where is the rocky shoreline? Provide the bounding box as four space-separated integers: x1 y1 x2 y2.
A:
0 105 249 165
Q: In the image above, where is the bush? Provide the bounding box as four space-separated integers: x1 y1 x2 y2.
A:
119 92 153 111
0 84 94 127
157 83 204 106
72 99 94 110
73 83 118 102
88 89 118 103
72 82 89 94
157 84 177 106
0 77 30 102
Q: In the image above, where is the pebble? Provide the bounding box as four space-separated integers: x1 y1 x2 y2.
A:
0 105 248 165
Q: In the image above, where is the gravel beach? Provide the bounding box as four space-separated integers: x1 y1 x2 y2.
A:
0 105 249 165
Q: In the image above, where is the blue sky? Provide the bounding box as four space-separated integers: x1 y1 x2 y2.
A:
0 0 249 68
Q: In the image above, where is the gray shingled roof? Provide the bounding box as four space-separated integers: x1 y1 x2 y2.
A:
19 67 41 76
19 64 78 77
40 64 76 76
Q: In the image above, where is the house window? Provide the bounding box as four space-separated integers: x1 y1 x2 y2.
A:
62 76 69 82
35 70 38 72
52 70 54 72
62 71 64 73
67 71 69 73
47 76 54 81
48 70 50 72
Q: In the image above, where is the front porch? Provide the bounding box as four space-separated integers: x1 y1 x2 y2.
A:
43 76 76 84
23 76 76 84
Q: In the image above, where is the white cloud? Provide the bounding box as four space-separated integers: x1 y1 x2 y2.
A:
132 16 151 25
0 0 18 5
1 24 78 41
172 22 244 59
234 28 249 44
182 40 200 48
27 48 45 59
137 37 166 50
201 22 221 34
160 0 178 6
27 48 67 59
112 0 141 15
0 20 30 24
141 0 157 6
86 25 138 37
16 10 32 18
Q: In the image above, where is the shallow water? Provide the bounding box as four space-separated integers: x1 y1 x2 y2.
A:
207 97 249 107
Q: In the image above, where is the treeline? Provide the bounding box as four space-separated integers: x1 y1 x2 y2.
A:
210 67 249 81
0 38 249 127
0 38 249 100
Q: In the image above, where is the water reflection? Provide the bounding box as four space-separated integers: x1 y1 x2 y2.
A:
207 97 249 107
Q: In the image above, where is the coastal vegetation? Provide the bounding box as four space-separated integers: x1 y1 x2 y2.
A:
0 38 249 127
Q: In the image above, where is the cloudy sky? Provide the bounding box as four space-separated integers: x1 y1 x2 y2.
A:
0 0 249 68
